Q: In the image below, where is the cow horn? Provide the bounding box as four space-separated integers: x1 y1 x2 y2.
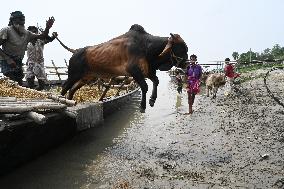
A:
159 37 173 57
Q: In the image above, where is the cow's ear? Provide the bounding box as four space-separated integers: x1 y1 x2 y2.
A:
170 33 175 38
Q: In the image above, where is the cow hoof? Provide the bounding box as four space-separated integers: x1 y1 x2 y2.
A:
149 99 155 107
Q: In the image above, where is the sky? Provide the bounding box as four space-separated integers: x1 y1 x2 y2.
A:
1 0 284 69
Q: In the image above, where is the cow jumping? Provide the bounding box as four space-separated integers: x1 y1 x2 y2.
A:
60 24 188 112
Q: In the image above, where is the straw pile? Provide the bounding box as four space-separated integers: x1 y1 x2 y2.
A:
0 79 47 99
50 85 120 103
0 78 134 103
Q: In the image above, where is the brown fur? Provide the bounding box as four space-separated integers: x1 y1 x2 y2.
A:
61 24 188 112
206 73 226 98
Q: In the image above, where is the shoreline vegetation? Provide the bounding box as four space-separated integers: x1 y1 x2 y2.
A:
235 62 284 84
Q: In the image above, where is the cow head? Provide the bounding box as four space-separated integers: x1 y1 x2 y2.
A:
159 33 188 69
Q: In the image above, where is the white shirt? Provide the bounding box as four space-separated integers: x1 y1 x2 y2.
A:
26 39 45 64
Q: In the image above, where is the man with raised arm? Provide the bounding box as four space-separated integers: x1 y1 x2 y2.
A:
0 11 55 86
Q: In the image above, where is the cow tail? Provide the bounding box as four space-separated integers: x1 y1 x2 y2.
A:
55 36 77 54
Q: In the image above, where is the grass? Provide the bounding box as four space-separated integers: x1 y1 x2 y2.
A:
234 63 284 84
236 62 284 73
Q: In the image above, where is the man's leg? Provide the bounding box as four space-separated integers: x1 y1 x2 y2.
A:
192 93 196 104
14 59 24 86
27 76 35 89
34 62 47 91
26 63 35 88
187 92 193 114
36 79 45 91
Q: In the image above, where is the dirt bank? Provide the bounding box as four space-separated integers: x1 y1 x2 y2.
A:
82 69 284 189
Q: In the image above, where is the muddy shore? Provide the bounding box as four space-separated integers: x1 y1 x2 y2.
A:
84 69 284 189
0 69 283 189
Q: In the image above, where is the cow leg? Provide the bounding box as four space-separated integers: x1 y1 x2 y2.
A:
149 75 159 107
206 86 210 97
61 78 76 96
127 65 148 113
212 86 217 99
67 79 86 100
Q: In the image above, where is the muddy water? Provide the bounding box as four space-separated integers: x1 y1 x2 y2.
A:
0 72 192 189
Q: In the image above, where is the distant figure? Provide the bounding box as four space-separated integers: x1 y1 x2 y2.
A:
185 54 202 114
175 72 183 94
26 26 57 90
224 58 240 95
0 11 55 85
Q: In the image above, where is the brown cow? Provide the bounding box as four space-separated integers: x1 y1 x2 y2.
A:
205 73 226 98
60 24 188 112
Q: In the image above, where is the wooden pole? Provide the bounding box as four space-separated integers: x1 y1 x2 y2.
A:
26 111 47 124
0 103 66 111
48 94 76 106
115 76 128 96
48 71 68 75
0 106 33 113
51 60 61 81
0 97 17 102
64 59 69 67
99 78 113 101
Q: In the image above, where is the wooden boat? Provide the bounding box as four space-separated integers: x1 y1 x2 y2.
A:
0 62 140 175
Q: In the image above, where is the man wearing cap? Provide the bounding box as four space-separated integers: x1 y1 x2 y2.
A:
0 11 55 85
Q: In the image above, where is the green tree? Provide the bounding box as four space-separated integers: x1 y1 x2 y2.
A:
263 48 271 55
238 51 257 63
232 52 239 60
233 44 284 63
271 44 283 59
259 48 274 61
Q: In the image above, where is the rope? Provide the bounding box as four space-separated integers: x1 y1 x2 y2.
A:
263 66 284 108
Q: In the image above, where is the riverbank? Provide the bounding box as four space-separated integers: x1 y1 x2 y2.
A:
0 70 283 189
83 68 284 188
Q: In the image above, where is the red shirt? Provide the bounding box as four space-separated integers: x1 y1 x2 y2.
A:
224 64 235 78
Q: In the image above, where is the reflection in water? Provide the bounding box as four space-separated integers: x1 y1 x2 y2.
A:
0 72 187 189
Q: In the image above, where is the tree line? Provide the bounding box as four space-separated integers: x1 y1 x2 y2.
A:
232 44 284 63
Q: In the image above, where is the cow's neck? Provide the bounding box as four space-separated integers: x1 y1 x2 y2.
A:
146 36 168 57
146 36 172 69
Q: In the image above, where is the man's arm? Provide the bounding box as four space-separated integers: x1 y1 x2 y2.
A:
30 17 55 41
0 39 16 67
44 32 57 44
